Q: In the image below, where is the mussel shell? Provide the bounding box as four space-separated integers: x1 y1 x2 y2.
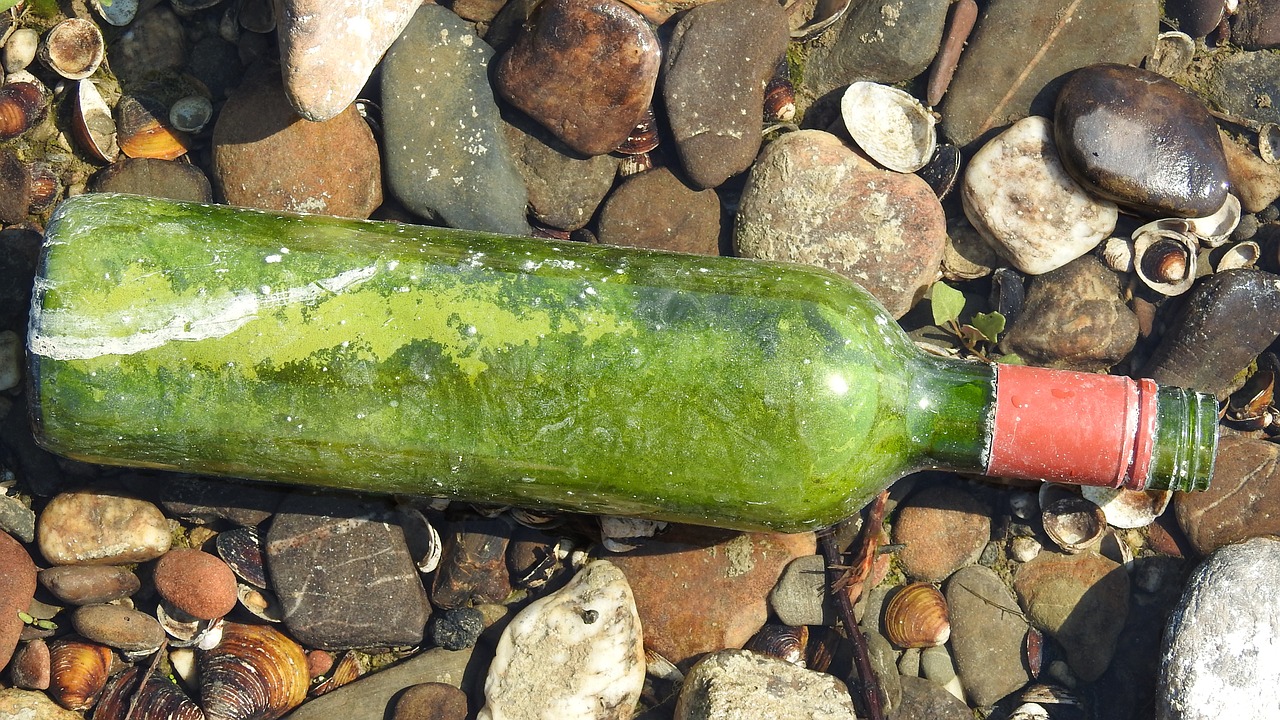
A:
216 525 267 588
94 665 205 720
1080 485 1171 529
308 650 367 696
117 95 191 161
916 143 961 199
883 582 951 649
1185 193 1241 247
1132 220 1198 296
764 62 796 123
39 18 105 80
28 161 61 212
48 635 116 711
615 106 659 155
73 79 119 163
0 81 49 140
743 624 809 666
840 81 936 173
1041 495 1107 554
199 622 309 720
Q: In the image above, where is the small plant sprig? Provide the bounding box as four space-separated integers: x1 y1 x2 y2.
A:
18 610 57 632
930 281 1018 363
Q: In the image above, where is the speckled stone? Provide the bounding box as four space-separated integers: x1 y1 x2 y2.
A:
37 490 171 566
1054 64 1230 218
1207 51 1280 129
0 688 83 720
0 532 36 672
71 604 166 653
892 484 990 583
1233 0 1280 49
502 112 618 231
1176 432 1280 555
674 649 856 720
153 548 238 620
38 565 140 606
946 565 1031 706
801 0 951 98
597 167 722 254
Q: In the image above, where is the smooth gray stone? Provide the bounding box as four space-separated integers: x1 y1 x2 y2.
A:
945 565 1030 707
502 112 617 231
889 675 971 720
0 494 35 544
802 0 950 98
1208 51 1280 127
382 5 529 235
282 647 477 720
769 555 836 626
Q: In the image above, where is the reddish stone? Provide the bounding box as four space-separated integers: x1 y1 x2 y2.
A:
1176 431 1280 556
597 168 722 255
606 525 814 666
891 484 990 582
0 532 36 671
153 548 238 620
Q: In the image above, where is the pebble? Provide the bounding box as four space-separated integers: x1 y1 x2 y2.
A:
945 565 1031 707
212 68 382 218
106 6 187 85
941 0 1156 148
596 167 722 255
1207 51 1280 128
999 255 1140 370
1233 0 1280 49
392 682 469 720
37 490 171 566
673 649 856 720
266 494 430 650
0 688 82 720
1014 550 1129 682
893 675 972 720
800 0 951 98
1054 64 1230 218
2 28 38 73
1175 432 1280 555
1169 0 1226 37
381 4 530 235
38 565 140 606
662 0 788 189
430 516 514 610
768 554 836 626
281 647 476 720
71 604 166 653
152 548 238 620
0 492 35 543
1157 536 1280 719
151 475 285 527
0 531 36 672
735 129 946 319
961 116 1118 275
479 560 644 720
494 0 660 157
89 157 214 203
10 638 50 690
1140 269 1280 398
1220 129 1280 213
275 0 421 122
607 526 814 665
426 607 485 651
891 484 989 583
503 112 618 231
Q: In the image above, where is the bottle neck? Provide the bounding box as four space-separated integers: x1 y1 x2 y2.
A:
905 360 1218 492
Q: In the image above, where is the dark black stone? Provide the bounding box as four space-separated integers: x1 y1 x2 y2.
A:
427 607 485 650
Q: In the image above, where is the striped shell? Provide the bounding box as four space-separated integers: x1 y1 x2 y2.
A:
48 635 115 710
94 665 205 720
883 582 951 649
199 622 309 720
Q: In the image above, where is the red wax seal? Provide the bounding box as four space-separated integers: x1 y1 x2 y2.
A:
987 364 1157 489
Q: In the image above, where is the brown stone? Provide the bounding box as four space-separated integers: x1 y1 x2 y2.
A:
597 168 721 254
1176 431 1280 556
38 566 140 606
213 68 382 218
494 0 660 156
9 638 50 690
393 682 469 720
153 548 238 620
891 484 990 583
0 532 36 672
606 525 814 666
37 490 171 566
431 517 514 610
1221 128 1280 213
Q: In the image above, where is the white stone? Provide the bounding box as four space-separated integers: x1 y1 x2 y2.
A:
479 560 645 720
1157 537 1280 720
961 116 1118 275
277 0 422 121
2 28 39 73
674 649 857 720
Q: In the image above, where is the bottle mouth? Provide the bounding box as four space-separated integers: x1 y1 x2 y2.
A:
1143 385 1219 493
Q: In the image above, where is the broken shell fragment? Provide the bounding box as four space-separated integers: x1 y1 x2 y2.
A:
1042 495 1107 554
615 106 658 155
1185 194 1241 247
1132 219 1198 296
28 161 61 212
841 81 937 173
237 582 284 622
0 80 49 140
1215 240 1260 272
73 79 118 163
169 95 214 133
40 19 105 80
1081 486 1172 529
1148 31 1196 78
883 582 951 648
1101 236 1135 273
1259 123 1280 164
216 525 268 589
94 665 204 720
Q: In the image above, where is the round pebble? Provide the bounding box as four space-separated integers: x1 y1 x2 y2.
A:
892 485 990 582
9 638 50 690
393 682 469 720
37 490 171 566
0 531 37 672
71 604 166 653
153 548 238 620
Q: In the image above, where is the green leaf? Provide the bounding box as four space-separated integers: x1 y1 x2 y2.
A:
17 611 33 624
997 352 1025 365
930 282 965 327
970 311 1006 343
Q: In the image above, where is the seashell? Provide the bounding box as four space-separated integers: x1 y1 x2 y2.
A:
1132 219 1198 296
1101 236 1135 273
840 81 936 174
764 61 795 123
3 28 40 73
28 161 60 212
1147 31 1196 78
93 665 205 720
1260 123 1280 165
309 650 367 696
216 525 268 589
1185 193 1241 247
1009 535 1042 563
883 582 951 648
1041 495 1107 554
916 143 962 200
615 106 658 155
1009 702 1052 720
1037 483 1077 512
744 624 809 666
170 647 199 692
1215 240 1260 272
93 0 139 26
40 19 105 80
509 507 565 530
158 599 225 647
1025 626 1044 679
73 79 118 163
199 622 309 720
0 80 49 140
618 152 652 177
237 583 284 622
1081 485 1172 529
170 95 214 133
645 648 684 683
599 515 666 553
48 635 116 711
397 506 443 574
941 218 998 281
1097 528 1134 569
117 95 191 161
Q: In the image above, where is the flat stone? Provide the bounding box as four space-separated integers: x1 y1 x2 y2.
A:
213 68 382 218
735 129 946 319
89 157 214 203
940 0 1157 149
151 475 286 527
281 647 477 720
891 675 972 720
276 0 421 122
0 532 36 672
607 526 814 665
999 255 1139 371
494 0 660 156
892 484 989 583
71 604 166 653
152 548 238 620
0 492 35 543
38 565 140 606
382 5 530 235
266 493 430 650
503 112 618 231
961 116 1117 275
945 565 1031 707
393 683 469 720
0 688 83 720
1157 537 1280 719
768 554 836 626
479 561 644 720
1207 51 1280 128
674 649 856 720
430 516 514 610
1054 64 1230 218
1013 550 1129 682
597 168 722 254
1176 432 1280 555
1233 0 1280 49
663 0 788 189
37 490 171 566
802 0 952 98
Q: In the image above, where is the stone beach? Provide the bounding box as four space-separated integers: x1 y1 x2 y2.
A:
5 0 1280 718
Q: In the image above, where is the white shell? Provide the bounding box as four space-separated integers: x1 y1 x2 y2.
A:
840 81 936 173
1216 240 1260 272
398 507 442 574
1101 236 1135 273
1132 219 1198 296
74 79 118 162
1260 123 1280 165
39 19 105 80
1081 486 1172 529
1147 31 1196 78
1042 495 1107 554
1185 194 1241 247
169 95 213 133
600 516 665 553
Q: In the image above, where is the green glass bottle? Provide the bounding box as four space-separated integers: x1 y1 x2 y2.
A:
27 194 1218 531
